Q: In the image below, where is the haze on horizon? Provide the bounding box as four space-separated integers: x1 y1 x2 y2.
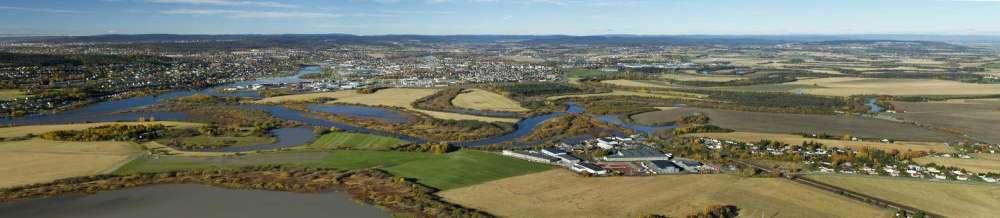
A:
2 0 1000 36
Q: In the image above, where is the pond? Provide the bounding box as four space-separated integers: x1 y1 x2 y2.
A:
0 184 388 218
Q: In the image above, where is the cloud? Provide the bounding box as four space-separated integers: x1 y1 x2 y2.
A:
148 0 298 8
0 6 88 14
162 9 340 18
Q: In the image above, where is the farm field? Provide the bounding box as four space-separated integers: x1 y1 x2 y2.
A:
0 139 141 188
0 121 203 138
256 88 518 123
686 132 951 153
317 150 554 190
0 89 29 100
308 131 409 150
601 79 818 92
892 99 1000 143
451 88 529 112
659 73 743 82
547 90 705 101
788 77 1000 96
806 174 1000 218
913 157 1000 174
632 107 955 142
439 170 892 218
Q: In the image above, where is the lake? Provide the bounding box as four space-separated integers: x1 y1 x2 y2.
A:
0 184 388 218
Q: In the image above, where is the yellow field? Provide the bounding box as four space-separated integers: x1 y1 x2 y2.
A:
0 89 29 100
257 88 518 123
659 73 743 82
601 79 678 89
789 77 1000 96
0 121 204 138
439 170 891 218
687 132 952 153
807 175 1000 218
914 157 1000 174
0 139 141 188
547 90 705 101
451 89 528 112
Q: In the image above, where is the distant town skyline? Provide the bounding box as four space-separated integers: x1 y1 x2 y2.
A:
2 0 1000 36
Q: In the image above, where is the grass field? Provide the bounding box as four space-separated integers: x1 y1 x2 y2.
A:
0 121 204 138
439 170 892 218
317 150 554 190
893 99 1000 143
0 139 141 188
257 88 518 123
789 77 1000 96
0 89 29 100
601 79 818 92
308 131 409 150
687 132 952 152
914 156 1000 174
451 89 529 112
633 107 955 142
807 174 1000 218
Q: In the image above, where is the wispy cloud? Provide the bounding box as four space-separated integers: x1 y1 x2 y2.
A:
148 0 298 8
0 6 88 14
162 9 339 18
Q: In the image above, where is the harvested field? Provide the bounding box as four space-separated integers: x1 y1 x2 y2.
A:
807 174 1000 218
687 132 951 153
789 77 1000 96
892 99 1000 143
601 79 680 89
547 90 705 101
0 139 141 188
451 89 528 112
0 89 28 100
633 107 954 142
913 157 1000 174
659 73 743 82
256 88 518 123
0 121 203 138
439 170 891 218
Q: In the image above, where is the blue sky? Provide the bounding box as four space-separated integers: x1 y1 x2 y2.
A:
1 0 999 35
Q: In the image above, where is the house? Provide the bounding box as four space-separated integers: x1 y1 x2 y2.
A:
648 160 682 174
572 163 608 175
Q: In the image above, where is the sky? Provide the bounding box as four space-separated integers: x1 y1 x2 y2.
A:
1 0 999 36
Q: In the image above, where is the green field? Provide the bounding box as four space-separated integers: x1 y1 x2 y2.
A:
317 150 555 190
115 149 552 190
308 132 409 150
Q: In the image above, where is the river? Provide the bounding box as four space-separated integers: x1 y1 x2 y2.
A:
0 184 387 218
0 66 666 150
